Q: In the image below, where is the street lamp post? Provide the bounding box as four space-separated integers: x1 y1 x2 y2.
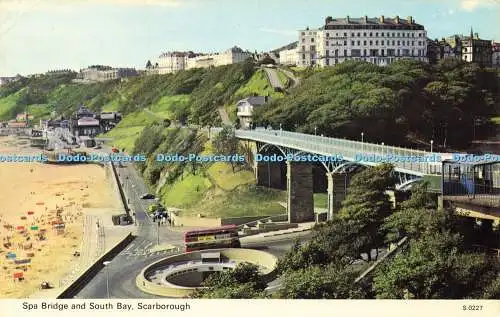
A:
157 221 160 246
314 127 317 136
361 132 364 143
103 261 111 299
430 140 434 153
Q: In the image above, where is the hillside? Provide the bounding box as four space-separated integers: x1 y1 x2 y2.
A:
131 126 286 218
0 60 265 126
253 58 500 151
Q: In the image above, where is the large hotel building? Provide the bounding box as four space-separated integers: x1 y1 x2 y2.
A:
297 15 428 67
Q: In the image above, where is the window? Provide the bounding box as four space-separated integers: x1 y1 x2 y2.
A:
302 46 305 51
381 49 385 56
301 32 305 35
363 49 367 56
397 40 400 45
344 49 347 56
357 40 361 45
381 32 385 36
412 33 415 37
326 50 329 56
351 33 355 37
370 32 373 37
357 32 361 36
363 32 367 36
376 32 379 36
392 32 395 37
397 32 400 37
336 33 338 36
302 38 305 43
412 41 414 46
344 41 347 45
381 40 385 45
364 40 367 45
326 33 329 37
370 40 373 45
311 38 314 43
375 40 379 45
397 49 400 55
344 32 347 37
351 49 361 57
351 41 355 45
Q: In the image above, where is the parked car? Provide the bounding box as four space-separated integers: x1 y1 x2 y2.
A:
140 193 155 199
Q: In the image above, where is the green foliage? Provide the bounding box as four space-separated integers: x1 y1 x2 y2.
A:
213 125 238 172
338 163 395 260
253 59 499 149
373 231 496 299
192 263 268 299
278 264 366 299
383 182 444 243
188 60 256 125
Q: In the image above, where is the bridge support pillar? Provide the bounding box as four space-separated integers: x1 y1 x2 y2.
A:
287 161 314 223
326 173 349 221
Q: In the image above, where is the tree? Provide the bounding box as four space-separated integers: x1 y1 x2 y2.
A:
213 125 238 172
278 264 366 299
338 163 395 261
383 182 447 243
373 231 495 299
192 262 267 299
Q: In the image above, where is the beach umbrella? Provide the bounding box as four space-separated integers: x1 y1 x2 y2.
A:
27 211 34 215
30 226 39 231
7 252 16 259
20 216 27 220
16 226 25 231
36 202 44 205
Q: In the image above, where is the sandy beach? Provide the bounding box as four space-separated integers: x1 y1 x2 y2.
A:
0 136 121 298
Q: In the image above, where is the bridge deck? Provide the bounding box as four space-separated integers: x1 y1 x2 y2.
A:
236 129 447 176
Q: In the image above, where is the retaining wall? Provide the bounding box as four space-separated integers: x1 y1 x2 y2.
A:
56 232 135 298
136 248 278 298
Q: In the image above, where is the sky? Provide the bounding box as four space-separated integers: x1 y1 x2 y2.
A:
0 0 499 76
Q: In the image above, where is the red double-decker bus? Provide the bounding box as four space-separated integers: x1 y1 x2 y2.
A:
184 225 241 252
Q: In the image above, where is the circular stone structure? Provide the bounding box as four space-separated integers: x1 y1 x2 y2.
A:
136 248 278 298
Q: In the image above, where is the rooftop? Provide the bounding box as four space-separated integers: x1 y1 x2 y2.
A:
320 15 424 30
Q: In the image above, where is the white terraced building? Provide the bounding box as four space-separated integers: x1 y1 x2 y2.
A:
298 15 428 67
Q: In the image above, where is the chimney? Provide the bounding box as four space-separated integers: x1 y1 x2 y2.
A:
474 32 479 39
407 16 413 24
346 15 350 23
364 15 368 23
325 16 333 24
395 15 400 24
379 15 385 23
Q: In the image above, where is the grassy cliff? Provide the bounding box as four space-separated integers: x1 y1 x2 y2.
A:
132 126 286 218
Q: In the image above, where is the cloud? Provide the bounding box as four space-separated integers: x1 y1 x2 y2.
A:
259 28 297 37
460 0 498 10
0 0 186 11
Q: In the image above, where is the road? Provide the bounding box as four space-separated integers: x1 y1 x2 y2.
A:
44 128 310 298
263 67 283 90
75 230 312 299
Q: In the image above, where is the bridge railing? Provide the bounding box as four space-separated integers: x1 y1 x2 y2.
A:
235 129 446 175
